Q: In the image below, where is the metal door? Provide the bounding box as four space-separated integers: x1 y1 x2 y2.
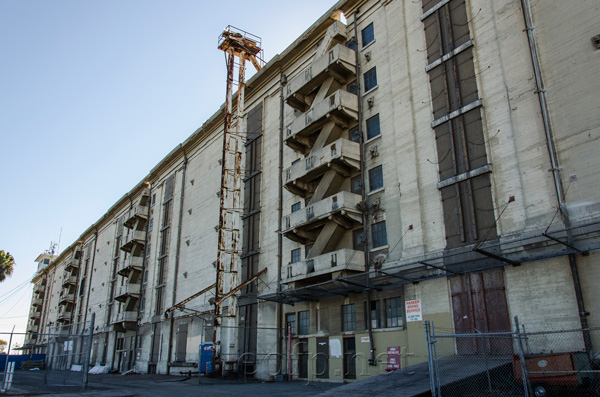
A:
450 268 511 354
298 339 308 378
175 324 188 362
343 337 356 379
316 337 329 378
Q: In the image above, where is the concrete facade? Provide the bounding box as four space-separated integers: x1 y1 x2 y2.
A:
25 0 599 384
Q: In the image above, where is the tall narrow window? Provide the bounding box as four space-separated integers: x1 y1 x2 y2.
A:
353 229 365 251
361 23 375 47
291 248 301 264
366 300 381 329
347 80 358 96
351 175 362 194
366 114 381 140
342 304 356 332
347 37 357 51
372 221 388 248
369 165 384 191
363 67 377 92
298 311 309 335
385 297 402 327
350 126 360 143
286 313 296 336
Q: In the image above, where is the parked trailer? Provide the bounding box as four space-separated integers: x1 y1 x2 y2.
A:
513 352 595 395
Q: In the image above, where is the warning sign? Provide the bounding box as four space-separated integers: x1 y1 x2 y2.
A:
387 346 402 371
405 299 422 322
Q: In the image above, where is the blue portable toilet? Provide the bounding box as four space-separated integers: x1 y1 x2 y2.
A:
199 342 213 374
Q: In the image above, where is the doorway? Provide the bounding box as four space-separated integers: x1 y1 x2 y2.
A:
449 268 512 354
343 337 356 379
316 337 329 378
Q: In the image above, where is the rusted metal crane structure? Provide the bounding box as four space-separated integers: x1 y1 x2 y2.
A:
212 26 263 375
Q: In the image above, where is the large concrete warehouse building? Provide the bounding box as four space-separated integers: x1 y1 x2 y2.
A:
24 0 600 383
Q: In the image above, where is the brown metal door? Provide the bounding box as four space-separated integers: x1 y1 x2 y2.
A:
450 268 511 354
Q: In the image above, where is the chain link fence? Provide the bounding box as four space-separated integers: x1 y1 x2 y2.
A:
425 318 600 396
40 314 95 389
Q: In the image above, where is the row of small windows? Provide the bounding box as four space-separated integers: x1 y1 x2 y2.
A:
289 219 387 264
285 296 401 336
289 223 387 263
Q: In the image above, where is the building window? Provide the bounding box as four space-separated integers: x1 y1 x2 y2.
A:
372 221 388 248
291 202 301 213
369 165 384 191
361 23 375 47
291 248 301 264
342 304 356 332
305 245 313 258
366 114 381 140
351 175 362 194
298 311 309 335
385 297 402 327
350 126 360 143
367 300 381 329
151 194 156 206
363 67 377 92
347 80 358 96
347 37 357 51
149 218 154 232
286 313 296 336
353 229 365 251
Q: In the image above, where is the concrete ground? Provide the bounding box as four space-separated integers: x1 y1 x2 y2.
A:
1 370 345 397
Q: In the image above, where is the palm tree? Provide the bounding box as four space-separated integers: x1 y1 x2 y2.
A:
0 250 15 282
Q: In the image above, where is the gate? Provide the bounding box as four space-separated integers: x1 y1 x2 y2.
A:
42 314 95 389
425 317 600 396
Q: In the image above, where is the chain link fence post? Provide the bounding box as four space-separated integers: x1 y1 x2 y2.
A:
515 316 531 397
81 313 95 390
424 320 437 397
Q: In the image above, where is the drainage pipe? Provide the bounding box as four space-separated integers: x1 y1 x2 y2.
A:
353 9 376 366
167 150 188 374
277 73 287 375
520 0 591 355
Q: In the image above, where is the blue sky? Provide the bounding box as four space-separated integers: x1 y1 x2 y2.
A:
0 0 338 348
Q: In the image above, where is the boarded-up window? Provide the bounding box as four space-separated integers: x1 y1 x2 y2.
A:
421 0 496 248
239 103 263 364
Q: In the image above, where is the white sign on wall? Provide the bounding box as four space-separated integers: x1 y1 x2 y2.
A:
405 299 423 322
63 340 74 352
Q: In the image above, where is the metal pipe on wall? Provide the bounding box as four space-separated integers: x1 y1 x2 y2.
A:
353 8 376 367
520 0 592 355
167 151 188 374
277 72 287 376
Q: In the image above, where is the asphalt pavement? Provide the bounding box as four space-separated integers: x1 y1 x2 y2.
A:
1 370 346 397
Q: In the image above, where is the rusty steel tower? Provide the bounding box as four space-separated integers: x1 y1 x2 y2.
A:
212 26 263 375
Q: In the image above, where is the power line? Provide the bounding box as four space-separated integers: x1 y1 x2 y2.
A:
0 278 32 301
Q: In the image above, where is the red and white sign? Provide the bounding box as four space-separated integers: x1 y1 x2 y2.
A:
405 299 422 322
387 346 402 371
